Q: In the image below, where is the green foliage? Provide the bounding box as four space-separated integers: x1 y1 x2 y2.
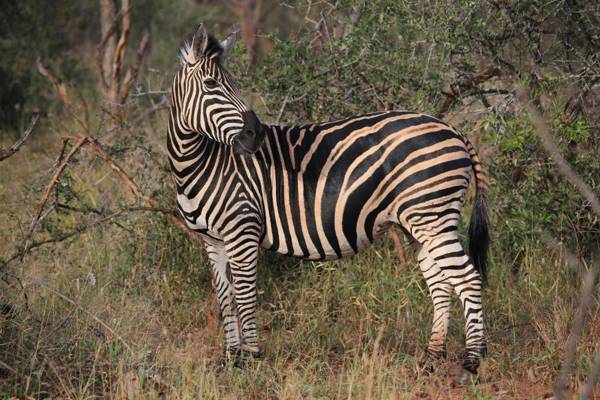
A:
484 106 599 264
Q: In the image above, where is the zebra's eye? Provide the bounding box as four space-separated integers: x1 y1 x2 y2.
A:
204 78 219 89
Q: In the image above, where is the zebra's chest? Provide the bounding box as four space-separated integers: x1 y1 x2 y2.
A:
176 192 214 233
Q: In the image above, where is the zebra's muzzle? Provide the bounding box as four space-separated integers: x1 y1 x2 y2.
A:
233 111 265 155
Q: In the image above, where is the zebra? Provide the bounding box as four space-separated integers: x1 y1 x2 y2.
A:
167 25 490 379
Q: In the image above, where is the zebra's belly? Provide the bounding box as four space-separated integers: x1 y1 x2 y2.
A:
261 221 392 261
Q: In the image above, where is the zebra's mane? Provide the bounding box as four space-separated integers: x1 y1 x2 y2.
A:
179 34 224 65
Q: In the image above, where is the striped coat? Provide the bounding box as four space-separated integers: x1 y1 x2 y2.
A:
168 26 490 377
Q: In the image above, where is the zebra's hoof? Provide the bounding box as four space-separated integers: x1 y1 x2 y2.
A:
234 349 262 368
451 366 478 386
214 348 241 371
215 348 262 370
417 348 447 373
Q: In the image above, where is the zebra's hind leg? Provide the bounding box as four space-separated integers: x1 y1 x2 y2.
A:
417 245 452 370
423 232 486 378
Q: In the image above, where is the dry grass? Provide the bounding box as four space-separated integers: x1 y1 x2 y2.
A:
1 125 598 399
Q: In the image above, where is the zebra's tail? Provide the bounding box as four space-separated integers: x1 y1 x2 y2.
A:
465 138 490 282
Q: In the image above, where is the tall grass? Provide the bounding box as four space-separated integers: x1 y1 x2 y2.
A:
1 152 597 398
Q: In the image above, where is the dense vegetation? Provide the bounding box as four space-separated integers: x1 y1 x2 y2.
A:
1 0 599 398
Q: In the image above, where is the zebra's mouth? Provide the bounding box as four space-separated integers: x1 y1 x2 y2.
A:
233 110 265 155
233 133 259 155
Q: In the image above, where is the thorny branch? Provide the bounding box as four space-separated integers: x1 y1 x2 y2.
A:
17 133 202 268
27 136 90 241
0 113 40 162
3 46 199 271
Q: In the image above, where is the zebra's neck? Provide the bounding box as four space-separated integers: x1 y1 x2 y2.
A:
168 121 307 186
255 124 310 172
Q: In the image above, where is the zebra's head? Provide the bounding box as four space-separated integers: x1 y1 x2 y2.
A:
172 25 264 154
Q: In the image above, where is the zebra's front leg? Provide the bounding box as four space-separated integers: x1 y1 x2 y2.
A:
224 227 262 366
204 241 243 366
417 246 452 368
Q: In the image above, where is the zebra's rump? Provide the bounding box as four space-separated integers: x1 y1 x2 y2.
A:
257 111 474 260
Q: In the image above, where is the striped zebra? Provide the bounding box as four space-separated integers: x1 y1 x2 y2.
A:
167 25 490 377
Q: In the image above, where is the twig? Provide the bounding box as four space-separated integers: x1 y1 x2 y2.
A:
437 65 501 118
37 59 89 133
46 357 77 398
0 359 17 376
27 136 89 239
131 96 168 125
0 113 40 162
133 90 170 97
1 205 186 270
70 82 91 132
388 229 407 266
275 85 295 125
2 211 124 268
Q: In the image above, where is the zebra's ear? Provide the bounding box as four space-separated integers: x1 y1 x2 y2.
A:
191 24 209 61
219 29 238 66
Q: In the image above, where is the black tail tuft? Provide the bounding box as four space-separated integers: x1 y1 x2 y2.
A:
468 191 490 283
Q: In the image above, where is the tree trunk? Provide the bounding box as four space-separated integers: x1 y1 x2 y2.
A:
99 0 117 87
231 0 261 66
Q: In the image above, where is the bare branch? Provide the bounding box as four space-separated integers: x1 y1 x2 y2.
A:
37 59 89 133
437 65 501 118
1 206 183 270
36 58 70 107
120 30 151 104
27 136 89 240
0 113 40 162
275 84 295 125
3 210 121 268
389 228 407 266
83 137 203 244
